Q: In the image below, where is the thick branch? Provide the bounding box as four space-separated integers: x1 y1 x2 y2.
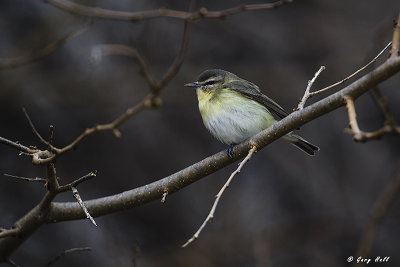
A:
1 53 400 262
43 56 400 223
44 0 292 22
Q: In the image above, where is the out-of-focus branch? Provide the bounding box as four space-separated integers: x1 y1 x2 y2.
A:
370 87 397 127
91 45 157 88
353 168 400 267
0 22 90 70
16 2 193 166
44 0 293 22
44 247 92 267
344 96 400 142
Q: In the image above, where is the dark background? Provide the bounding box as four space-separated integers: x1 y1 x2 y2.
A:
0 0 400 266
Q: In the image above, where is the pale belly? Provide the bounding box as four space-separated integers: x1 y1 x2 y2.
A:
197 89 276 145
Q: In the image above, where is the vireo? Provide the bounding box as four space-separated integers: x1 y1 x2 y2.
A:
185 69 319 157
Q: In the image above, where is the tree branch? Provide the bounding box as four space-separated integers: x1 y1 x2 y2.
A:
353 168 400 267
44 247 91 267
344 96 400 142
1 51 400 262
40 56 400 224
390 12 400 58
0 136 37 154
309 41 392 98
296 66 325 110
17 3 193 165
0 21 90 70
182 146 257 247
44 0 293 22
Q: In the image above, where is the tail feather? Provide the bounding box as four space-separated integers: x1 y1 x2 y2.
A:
284 133 319 156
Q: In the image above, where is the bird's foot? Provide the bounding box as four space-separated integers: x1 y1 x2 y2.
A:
227 143 236 159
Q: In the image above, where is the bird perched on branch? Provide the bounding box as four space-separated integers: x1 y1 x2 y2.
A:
185 69 319 157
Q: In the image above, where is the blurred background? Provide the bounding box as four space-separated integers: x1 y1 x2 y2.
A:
0 0 400 266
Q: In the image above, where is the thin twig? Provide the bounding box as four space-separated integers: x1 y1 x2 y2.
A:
296 66 325 110
309 42 392 97
22 108 52 149
0 21 90 70
3 174 46 183
0 136 37 154
44 247 92 267
57 171 97 192
45 0 292 22
91 44 157 88
370 87 397 126
71 187 97 226
353 168 400 267
5 258 19 267
182 146 257 248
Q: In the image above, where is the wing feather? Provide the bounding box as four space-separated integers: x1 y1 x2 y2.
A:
225 79 289 119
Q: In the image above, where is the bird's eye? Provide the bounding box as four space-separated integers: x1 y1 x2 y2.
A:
204 80 216 86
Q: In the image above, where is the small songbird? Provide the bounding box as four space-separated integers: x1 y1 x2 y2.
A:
185 69 319 157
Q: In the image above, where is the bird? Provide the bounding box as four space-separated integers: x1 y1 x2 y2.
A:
185 69 319 157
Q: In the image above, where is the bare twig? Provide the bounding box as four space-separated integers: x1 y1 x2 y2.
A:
390 12 400 58
71 187 97 226
91 44 157 88
0 136 37 154
353 168 400 267
44 0 293 22
44 247 92 267
370 87 397 126
0 21 90 70
5 258 19 267
296 66 325 110
161 191 168 204
182 146 257 248
3 174 46 183
57 171 97 193
309 41 392 98
344 96 400 142
22 108 52 149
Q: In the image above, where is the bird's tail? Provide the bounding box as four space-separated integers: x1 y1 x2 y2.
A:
283 133 319 156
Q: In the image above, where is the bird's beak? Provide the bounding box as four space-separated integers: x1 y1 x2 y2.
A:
184 82 200 88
